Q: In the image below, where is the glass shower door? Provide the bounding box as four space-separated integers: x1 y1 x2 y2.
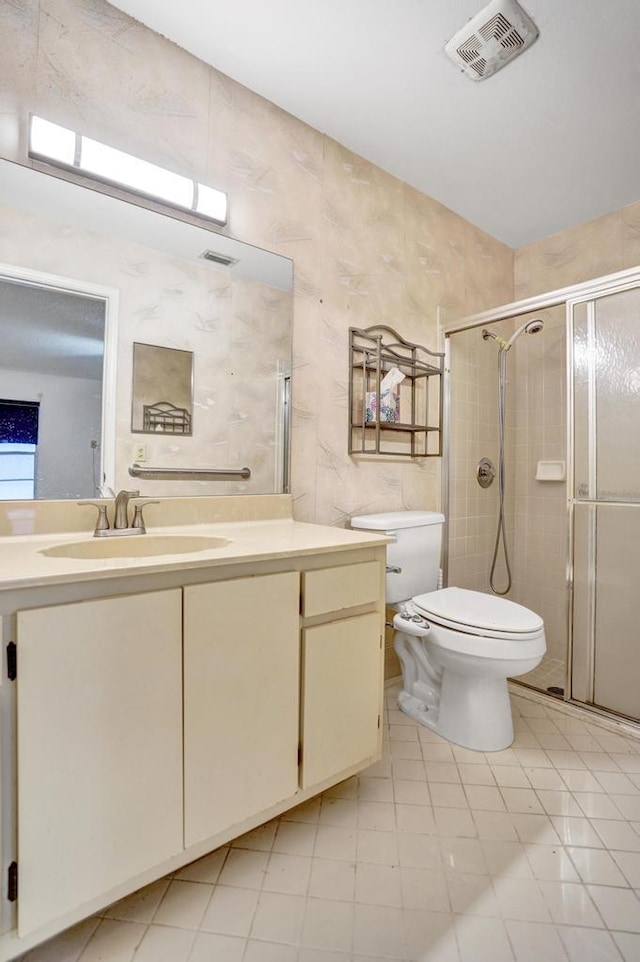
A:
571 286 640 722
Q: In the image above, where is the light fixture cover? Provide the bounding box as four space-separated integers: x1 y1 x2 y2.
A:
444 0 539 81
28 115 228 226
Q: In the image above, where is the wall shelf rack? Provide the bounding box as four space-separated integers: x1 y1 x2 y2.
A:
348 325 444 458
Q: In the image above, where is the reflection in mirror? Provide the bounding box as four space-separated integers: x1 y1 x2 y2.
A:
0 159 293 499
0 269 114 500
132 343 194 436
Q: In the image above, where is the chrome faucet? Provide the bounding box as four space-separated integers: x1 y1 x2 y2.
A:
79 490 158 537
113 489 139 529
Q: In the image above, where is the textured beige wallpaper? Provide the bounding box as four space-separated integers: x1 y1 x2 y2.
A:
515 201 640 301
0 0 514 525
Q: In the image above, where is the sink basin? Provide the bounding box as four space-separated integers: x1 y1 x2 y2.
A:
41 534 230 560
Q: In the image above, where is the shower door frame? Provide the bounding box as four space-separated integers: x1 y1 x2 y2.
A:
442 264 640 719
566 270 640 723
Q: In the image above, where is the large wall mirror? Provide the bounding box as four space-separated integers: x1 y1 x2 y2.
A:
0 160 293 500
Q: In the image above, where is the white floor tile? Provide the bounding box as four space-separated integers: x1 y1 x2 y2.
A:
611 850 640 887
174 848 229 883
538 880 604 927
243 940 298 962
200 885 259 937
612 931 640 962
263 853 312 895
77 920 145 962
454 914 514 962
356 828 399 865
559 926 623 962
505 919 568 961
355 861 402 907
272 819 317 856
402 909 460 961
153 880 212 929
586 884 640 931
133 924 195 962
353 903 404 958
250 891 306 943
302 898 354 953
29 692 640 962
103 879 170 923
526 844 580 882
493 875 551 921
313 824 357 861
217 849 269 889
567 847 628 886
308 858 356 901
188 932 245 962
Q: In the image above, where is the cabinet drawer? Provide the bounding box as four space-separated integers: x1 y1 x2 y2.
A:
301 560 381 617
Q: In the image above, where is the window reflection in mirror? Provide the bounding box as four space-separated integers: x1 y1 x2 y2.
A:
0 275 108 499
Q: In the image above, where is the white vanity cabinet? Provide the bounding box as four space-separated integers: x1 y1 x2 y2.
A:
183 572 300 847
2 534 386 959
16 590 184 937
300 562 383 788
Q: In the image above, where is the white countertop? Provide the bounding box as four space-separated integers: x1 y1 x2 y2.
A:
0 519 389 591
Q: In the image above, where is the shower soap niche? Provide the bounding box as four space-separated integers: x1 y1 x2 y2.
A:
535 460 565 481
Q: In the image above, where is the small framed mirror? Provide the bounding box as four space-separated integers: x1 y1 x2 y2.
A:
131 342 194 436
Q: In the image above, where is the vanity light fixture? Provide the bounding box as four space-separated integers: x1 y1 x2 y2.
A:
28 115 228 226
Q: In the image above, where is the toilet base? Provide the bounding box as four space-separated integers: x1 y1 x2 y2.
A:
393 625 544 752
435 672 514 752
395 674 514 751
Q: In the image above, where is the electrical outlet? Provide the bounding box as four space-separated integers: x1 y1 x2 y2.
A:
133 443 147 463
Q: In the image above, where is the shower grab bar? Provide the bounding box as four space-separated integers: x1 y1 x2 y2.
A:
129 463 251 481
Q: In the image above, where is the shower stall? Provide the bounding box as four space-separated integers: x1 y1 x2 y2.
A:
443 266 640 728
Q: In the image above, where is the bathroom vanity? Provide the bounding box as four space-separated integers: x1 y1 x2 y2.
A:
0 496 388 959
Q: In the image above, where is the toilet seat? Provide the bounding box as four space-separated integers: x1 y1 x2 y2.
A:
412 586 544 641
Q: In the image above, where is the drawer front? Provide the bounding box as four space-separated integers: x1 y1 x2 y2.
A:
301 560 381 617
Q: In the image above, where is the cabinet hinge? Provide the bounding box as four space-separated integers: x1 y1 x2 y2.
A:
297 743 302 766
380 633 383 649
6 643 16 682
7 862 17 902
377 714 381 730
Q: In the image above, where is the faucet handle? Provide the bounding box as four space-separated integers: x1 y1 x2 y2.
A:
77 501 110 533
131 500 160 533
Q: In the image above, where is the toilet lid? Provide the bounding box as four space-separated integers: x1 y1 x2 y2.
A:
413 587 543 636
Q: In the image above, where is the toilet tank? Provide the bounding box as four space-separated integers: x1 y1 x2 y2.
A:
350 511 444 604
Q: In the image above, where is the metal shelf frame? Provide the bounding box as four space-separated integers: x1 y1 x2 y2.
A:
348 325 444 458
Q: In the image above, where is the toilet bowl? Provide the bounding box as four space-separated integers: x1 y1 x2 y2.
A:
350 511 546 752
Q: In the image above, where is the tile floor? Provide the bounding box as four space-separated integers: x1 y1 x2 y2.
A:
19 686 640 962
519 657 566 695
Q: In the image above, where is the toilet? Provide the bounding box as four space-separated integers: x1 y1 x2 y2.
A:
350 511 546 751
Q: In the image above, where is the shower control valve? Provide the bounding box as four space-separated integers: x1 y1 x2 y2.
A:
477 457 496 489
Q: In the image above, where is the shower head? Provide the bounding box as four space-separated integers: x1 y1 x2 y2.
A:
525 319 544 335
505 318 544 349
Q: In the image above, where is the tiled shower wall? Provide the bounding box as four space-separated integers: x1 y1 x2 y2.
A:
447 307 569 687
447 318 516 593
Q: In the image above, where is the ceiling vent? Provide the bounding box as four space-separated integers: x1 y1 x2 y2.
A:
200 249 240 268
444 0 539 81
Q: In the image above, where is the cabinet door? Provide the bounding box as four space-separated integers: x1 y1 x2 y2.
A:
301 612 382 789
17 590 183 937
183 572 299 848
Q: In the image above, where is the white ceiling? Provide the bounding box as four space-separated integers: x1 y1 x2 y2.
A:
107 0 640 248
